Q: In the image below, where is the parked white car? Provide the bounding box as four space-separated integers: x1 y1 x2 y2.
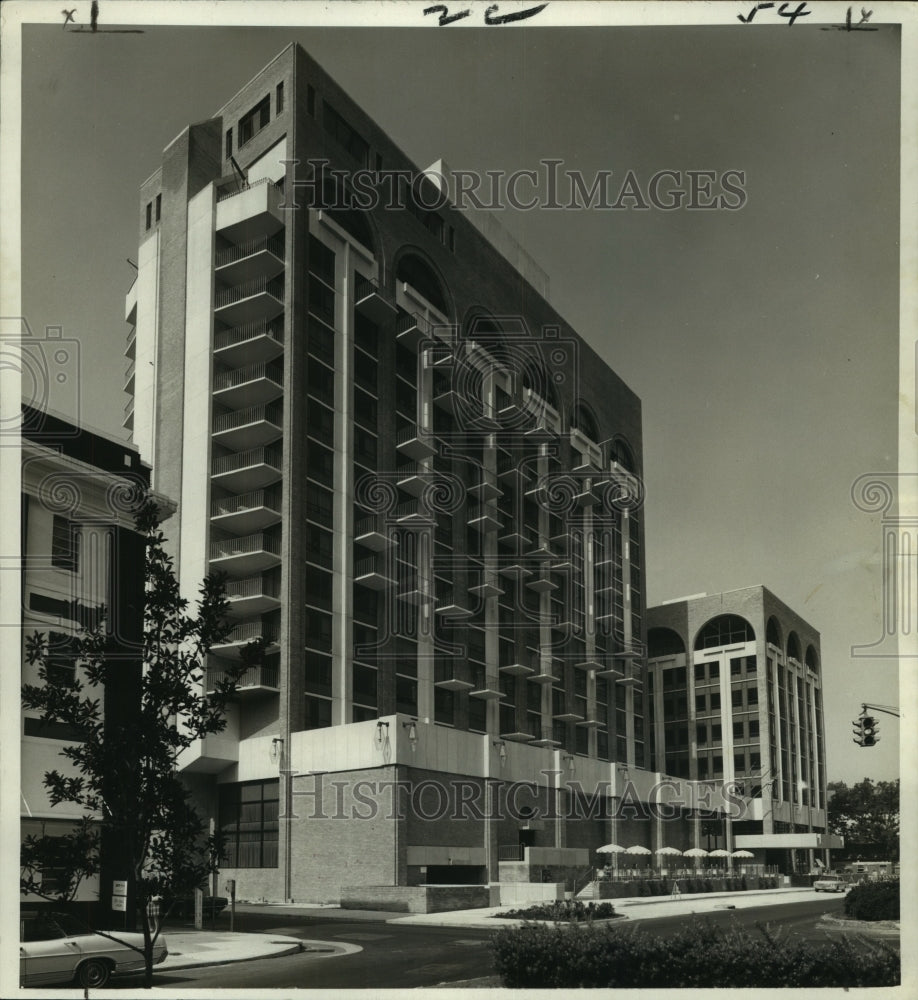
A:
813 875 847 893
20 910 167 988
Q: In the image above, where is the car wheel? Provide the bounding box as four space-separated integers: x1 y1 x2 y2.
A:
77 958 112 989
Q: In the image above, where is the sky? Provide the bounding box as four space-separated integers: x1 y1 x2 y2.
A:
16 11 904 784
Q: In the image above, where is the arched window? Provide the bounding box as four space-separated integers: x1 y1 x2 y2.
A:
805 646 819 672
786 632 801 662
571 401 599 442
694 615 755 650
396 253 447 315
766 616 783 648
648 627 686 658
522 363 559 409
609 438 636 473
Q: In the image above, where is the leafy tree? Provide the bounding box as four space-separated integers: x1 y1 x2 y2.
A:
21 498 259 987
826 778 899 861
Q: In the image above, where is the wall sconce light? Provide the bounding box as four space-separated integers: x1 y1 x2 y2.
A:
269 737 284 764
403 719 418 752
374 720 389 749
492 740 507 765
562 753 576 774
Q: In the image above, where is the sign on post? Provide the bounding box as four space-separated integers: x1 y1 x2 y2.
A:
194 887 204 930
112 880 128 896
111 896 127 912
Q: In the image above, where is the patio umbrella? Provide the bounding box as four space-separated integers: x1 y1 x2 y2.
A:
655 847 683 856
731 850 755 858
708 849 730 857
683 847 709 857
624 845 652 855
596 844 625 854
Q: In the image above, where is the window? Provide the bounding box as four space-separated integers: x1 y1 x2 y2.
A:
276 81 285 114
747 686 759 705
226 128 233 158
239 95 271 146
305 695 332 730
145 202 152 230
396 675 418 715
732 689 743 708
434 686 454 725
353 664 377 706
51 516 79 572
354 428 377 467
304 651 332 695
307 399 334 445
305 524 333 565
306 483 333 524
353 705 376 722
23 716 85 741
305 567 332 608
694 663 706 682
710 692 721 710
696 724 707 745
731 658 743 676
733 720 744 740
711 724 722 742
219 780 279 868
749 719 760 738
305 609 332 652
307 359 334 404
307 84 316 117
308 442 334 486
695 693 706 712
155 193 162 222
322 102 369 166
734 753 746 774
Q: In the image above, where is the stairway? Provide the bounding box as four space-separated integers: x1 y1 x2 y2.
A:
575 881 599 900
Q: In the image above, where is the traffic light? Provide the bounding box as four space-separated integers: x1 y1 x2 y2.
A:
852 717 865 746
852 715 880 747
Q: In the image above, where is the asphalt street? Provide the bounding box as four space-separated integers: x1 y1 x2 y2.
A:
133 895 885 990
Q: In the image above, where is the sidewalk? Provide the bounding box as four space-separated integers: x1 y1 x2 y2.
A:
157 930 357 972
388 886 821 928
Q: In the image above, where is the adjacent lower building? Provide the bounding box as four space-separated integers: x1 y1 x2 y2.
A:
646 587 843 872
20 404 151 910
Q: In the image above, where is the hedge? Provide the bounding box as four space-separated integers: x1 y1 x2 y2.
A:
494 900 620 921
490 919 900 988
844 879 899 922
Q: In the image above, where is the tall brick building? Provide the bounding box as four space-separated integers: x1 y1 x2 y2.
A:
125 43 747 905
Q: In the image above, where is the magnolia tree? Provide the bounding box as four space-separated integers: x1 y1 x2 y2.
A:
21 498 263 987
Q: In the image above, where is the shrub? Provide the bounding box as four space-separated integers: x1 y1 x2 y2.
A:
493 899 619 922
844 879 899 922
490 918 900 988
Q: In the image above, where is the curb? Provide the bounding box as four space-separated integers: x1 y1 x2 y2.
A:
619 887 813 909
160 940 304 972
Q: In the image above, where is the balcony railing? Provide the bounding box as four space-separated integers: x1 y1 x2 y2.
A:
215 232 285 269
210 532 281 561
213 401 283 435
212 444 282 477
207 662 280 693
225 576 281 600
211 489 279 519
213 620 279 647
215 274 285 310
213 360 284 393
498 845 525 862
216 176 285 204
214 317 284 354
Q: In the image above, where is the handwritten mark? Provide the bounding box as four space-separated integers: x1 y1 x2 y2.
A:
485 2 549 24
737 2 774 23
423 4 472 26
821 5 877 31
61 8 77 27
424 2 548 26
738 0 811 24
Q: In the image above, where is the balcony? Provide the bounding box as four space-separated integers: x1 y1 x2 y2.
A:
212 402 282 451
435 660 474 692
215 274 284 326
395 311 430 350
530 727 562 748
354 557 394 590
396 463 427 498
210 532 281 575
574 658 603 673
355 514 397 551
469 671 503 700
224 575 281 617
553 708 584 724
210 620 279 658
595 662 625 680
396 424 436 461
125 324 137 359
215 232 285 285
500 724 535 743
213 360 283 409
498 562 532 580
435 598 474 620
469 581 503 600
570 427 602 468
500 660 534 677
577 717 602 728
468 471 502 501
527 542 555 561
125 279 138 324
396 499 434 526
467 503 502 533
212 444 282 492
498 529 530 552
433 387 461 415
215 177 285 243
616 675 643 689
123 360 135 395
122 407 134 432
530 664 562 684
214 318 284 367
525 574 557 594
354 274 396 324
207 660 280 696
576 482 599 507
398 585 432 606
211 490 281 533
